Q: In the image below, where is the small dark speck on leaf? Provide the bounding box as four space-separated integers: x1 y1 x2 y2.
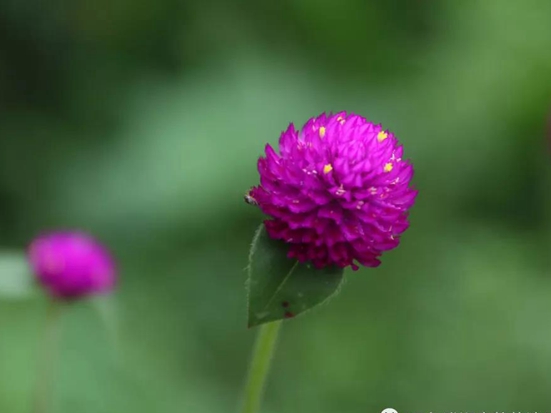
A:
284 311 295 318
282 301 290 308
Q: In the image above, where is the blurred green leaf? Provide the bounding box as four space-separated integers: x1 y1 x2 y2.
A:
247 225 344 328
0 251 39 300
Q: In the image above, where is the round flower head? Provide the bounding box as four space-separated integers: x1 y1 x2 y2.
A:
28 232 116 299
250 112 417 270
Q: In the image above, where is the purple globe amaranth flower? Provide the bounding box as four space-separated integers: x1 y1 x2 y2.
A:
28 231 116 299
250 112 417 271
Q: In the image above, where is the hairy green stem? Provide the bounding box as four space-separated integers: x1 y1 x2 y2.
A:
240 321 282 413
32 299 63 413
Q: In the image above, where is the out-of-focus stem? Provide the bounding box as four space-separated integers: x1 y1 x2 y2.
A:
31 299 63 413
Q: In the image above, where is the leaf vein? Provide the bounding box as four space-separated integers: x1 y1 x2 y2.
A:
262 260 299 311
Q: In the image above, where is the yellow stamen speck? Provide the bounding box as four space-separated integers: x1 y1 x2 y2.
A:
323 164 333 174
319 126 326 138
384 163 393 173
377 131 388 142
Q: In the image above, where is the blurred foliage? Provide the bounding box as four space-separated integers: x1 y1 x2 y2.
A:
1 0 551 412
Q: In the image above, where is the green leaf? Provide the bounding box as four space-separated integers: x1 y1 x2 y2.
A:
247 225 345 328
0 250 40 300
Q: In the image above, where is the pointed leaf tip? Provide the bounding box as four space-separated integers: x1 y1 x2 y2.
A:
246 224 344 327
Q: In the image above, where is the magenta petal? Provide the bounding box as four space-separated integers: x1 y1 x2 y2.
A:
28 231 116 300
253 112 417 270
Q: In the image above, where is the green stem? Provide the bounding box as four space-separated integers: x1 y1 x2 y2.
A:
240 321 282 413
32 299 63 413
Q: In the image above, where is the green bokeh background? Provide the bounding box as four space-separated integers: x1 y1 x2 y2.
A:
1 1 550 412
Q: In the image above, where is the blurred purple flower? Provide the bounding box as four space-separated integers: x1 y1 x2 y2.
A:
250 112 417 270
28 232 116 299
